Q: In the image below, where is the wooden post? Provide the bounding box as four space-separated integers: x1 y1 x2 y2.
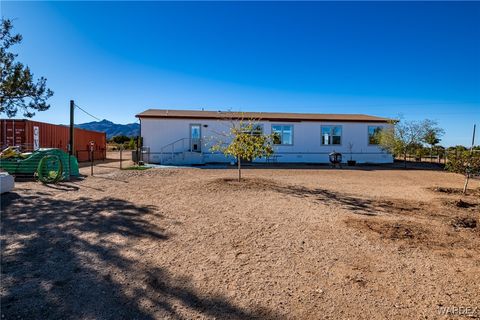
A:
89 141 94 176
90 150 94 176
135 136 139 164
119 147 122 169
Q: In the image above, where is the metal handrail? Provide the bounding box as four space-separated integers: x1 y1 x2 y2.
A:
160 137 191 164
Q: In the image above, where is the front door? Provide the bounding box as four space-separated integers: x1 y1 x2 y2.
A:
190 124 201 152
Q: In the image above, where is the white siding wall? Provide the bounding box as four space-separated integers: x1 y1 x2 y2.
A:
141 118 393 164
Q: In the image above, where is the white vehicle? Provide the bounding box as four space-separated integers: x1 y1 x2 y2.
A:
0 172 15 194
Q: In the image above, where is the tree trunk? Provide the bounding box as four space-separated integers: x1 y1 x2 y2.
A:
463 174 470 195
403 152 407 169
237 156 241 182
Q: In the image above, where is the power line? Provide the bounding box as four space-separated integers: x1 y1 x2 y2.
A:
346 101 480 108
74 103 102 121
384 111 480 116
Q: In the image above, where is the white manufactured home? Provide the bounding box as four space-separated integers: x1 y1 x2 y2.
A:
136 109 394 165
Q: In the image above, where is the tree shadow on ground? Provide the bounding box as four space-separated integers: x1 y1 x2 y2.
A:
272 184 423 216
1 193 280 319
210 178 422 216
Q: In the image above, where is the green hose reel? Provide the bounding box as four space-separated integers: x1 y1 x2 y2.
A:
36 155 64 184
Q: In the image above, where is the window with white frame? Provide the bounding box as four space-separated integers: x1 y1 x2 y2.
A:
272 125 293 145
368 126 383 145
321 126 342 145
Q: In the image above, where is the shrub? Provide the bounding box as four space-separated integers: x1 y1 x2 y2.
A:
446 151 480 176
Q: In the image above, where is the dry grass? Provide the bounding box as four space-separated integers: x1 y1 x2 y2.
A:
1 162 479 319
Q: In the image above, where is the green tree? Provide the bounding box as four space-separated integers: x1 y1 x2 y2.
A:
110 135 131 144
447 145 468 152
434 145 445 160
446 150 480 194
211 119 275 181
423 126 444 161
377 119 444 168
127 137 136 150
0 19 53 117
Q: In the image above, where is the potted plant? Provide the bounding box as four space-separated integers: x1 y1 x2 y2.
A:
347 142 356 166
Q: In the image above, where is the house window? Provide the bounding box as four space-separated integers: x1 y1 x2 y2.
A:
368 126 383 145
272 125 293 145
321 126 342 145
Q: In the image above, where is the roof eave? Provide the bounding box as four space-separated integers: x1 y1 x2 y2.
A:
136 114 391 123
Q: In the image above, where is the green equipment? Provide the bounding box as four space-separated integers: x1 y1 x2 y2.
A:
36 155 64 183
0 148 79 182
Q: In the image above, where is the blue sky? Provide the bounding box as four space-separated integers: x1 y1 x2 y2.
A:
2 1 479 146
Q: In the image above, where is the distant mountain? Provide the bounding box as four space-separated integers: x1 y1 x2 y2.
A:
76 119 139 139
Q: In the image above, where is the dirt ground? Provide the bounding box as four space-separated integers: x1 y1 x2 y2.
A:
1 159 479 319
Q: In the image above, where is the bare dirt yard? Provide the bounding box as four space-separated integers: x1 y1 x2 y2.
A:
1 161 479 319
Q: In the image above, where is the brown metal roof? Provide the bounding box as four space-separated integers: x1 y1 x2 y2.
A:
136 109 392 123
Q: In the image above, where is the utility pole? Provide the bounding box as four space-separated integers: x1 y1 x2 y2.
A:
463 124 477 194
68 100 75 180
69 100 74 156
471 124 476 150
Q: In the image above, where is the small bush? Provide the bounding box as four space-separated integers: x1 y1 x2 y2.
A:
445 151 480 176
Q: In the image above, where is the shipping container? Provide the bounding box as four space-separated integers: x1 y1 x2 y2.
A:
0 119 106 161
